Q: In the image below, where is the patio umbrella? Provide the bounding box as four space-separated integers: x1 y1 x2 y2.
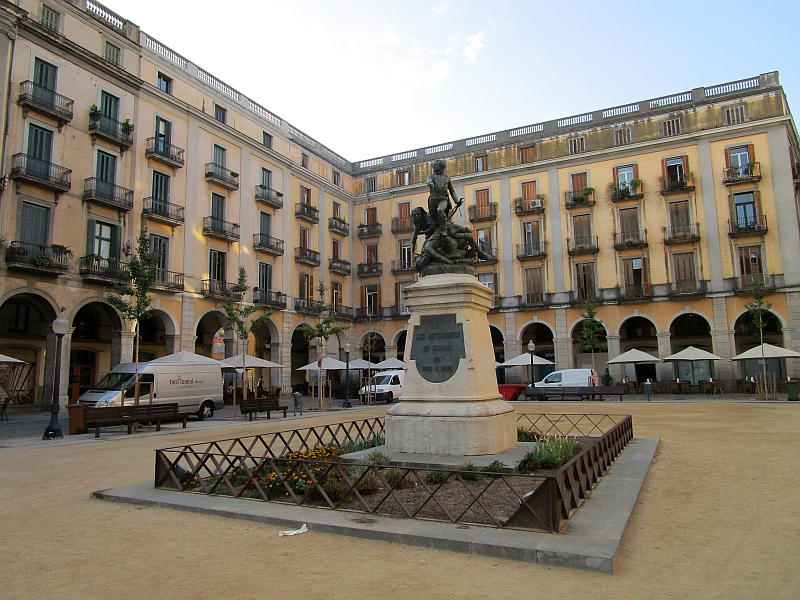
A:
219 355 283 370
0 353 25 364
373 357 405 369
662 346 721 362
348 358 376 370
499 353 554 367
731 343 800 360
298 357 348 371
151 351 219 364
607 348 662 364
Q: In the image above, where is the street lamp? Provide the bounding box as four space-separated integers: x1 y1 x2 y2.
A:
342 340 352 408
43 309 69 440
527 340 536 387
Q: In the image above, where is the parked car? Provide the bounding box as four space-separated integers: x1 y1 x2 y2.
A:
359 370 404 403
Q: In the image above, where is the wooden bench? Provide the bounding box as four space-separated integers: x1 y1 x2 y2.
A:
524 385 626 402
83 403 190 438
239 396 288 420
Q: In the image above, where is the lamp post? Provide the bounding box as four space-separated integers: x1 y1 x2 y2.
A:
43 309 69 440
343 340 352 408
527 340 536 387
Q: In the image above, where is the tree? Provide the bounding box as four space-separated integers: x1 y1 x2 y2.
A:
579 300 605 378
297 280 346 410
105 226 160 406
221 265 275 417
745 279 773 396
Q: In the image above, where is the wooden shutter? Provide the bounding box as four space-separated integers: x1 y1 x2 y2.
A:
670 201 690 229
623 259 634 289
110 225 120 260
633 164 639 180
754 191 762 216
642 257 650 295
309 275 314 299
620 208 639 234
747 144 755 162
661 159 668 179
573 214 590 239
571 172 587 191
521 181 537 201
612 166 619 185
360 285 366 309
476 189 489 208
682 156 689 178
398 201 410 220
366 207 377 224
376 284 382 309
366 244 378 264
394 282 400 309
724 148 731 168
674 253 695 284
21 202 48 245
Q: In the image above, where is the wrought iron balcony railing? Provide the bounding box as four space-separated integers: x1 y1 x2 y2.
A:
201 279 243 301
294 298 324 314
357 222 382 238
204 162 239 190
614 229 648 250
520 292 549 308
728 214 768 236
88 113 133 147
151 269 184 292
330 305 356 321
145 137 185 168
9 153 71 192
253 289 287 309
143 198 185 224
664 223 700 244
357 262 383 277
516 242 548 260
610 184 644 201
391 217 413 233
356 306 382 320
571 288 597 303
295 203 319 223
83 177 133 211
255 185 283 209
736 273 774 292
723 162 762 184
391 259 415 274
668 280 708 297
79 256 129 282
328 257 352 275
253 233 284 256
468 202 498 222
621 283 651 301
328 218 349 236
4 241 69 274
18 81 73 123
659 175 695 195
564 190 596 208
514 196 545 215
202 217 240 241
294 247 321 266
567 236 599 255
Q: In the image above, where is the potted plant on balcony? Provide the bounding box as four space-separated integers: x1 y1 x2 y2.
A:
6 244 27 257
122 119 134 136
33 253 54 268
89 104 100 120
630 178 643 194
745 161 757 177
50 244 73 257
581 187 594 202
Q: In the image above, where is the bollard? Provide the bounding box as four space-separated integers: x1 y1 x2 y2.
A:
644 380 652 402
293 392 302 416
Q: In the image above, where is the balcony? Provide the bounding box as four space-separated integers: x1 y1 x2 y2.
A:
203 217 240 241
519 293 549 308
468 202 498 222
88 113 133 149
564 190 595 209
294 247 321 266
357 262 383 278
659 176 695 196
356 307 382 321
391 217 413 234
204 162 239 190
17 81 73 126
255 185 283 209
610 184 644 202
295 203 319 223
145 137 185 168
567 236 599 256
620 283 651 301
83 178 133 211
330 305 355 321
357 222 382 238
294 298 324 315
728 215 768 237
668 280 708 297
664 223 701 245
253 289 288 310
614 230 648 250
328 257 352 276
516 242 548 261
151 269 184 292
514 196 545 216
570 289 597 304
79 256 129 284
4 241 69 275
388 305 411 320
328 217 349 236
723 163 762 185
201 279 243 301
736 273 775 292
9 153 71 193
143 198 185 225
253 233 284 256
391 259 415 275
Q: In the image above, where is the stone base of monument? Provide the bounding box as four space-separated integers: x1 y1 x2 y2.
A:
385 273 517 456
341 442 536 472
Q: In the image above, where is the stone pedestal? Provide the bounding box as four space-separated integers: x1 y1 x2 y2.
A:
385 273 516 456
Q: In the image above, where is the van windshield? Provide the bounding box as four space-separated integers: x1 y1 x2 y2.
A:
92 372 135 391
370 375 393 386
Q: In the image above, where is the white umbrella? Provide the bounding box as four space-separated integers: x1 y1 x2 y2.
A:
373 357 405 369
499 353 554 367
731 343 800 361
607 348 662 364
151 351 219 364
348 358 376 370
0 353 25 364
220 355 283 370
662 346 722 362
298 357 348 371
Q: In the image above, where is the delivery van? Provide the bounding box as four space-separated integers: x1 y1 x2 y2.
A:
359 370 404 403
77 361 224 420
533 368 597 388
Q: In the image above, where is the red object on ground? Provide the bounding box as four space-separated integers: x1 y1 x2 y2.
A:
498 384 527 401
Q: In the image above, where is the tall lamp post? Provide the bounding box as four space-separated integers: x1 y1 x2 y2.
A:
342 340 352 408
527 340 536 387
43 309 70 440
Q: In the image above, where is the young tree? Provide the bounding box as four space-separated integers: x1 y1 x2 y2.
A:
745 279 773 396
579 300 605 378
221 265 275 417
105 226 160 406
297 280 346 410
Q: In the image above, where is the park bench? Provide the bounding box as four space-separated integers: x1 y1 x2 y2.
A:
524 385 626 402
239 395 288 420
82 403 189 438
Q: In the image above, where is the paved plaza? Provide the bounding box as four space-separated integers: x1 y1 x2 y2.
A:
2 398 799 598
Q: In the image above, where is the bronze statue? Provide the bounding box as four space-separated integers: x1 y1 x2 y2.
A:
426 159 461 228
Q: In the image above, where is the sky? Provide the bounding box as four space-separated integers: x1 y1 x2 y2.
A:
100 0 799 162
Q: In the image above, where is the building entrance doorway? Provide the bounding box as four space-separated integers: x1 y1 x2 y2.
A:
69 350 95 400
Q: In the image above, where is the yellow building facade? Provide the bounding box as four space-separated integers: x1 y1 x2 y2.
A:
1 0 798 407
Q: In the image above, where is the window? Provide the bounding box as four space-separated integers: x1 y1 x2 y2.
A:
733 192 757 228
662 118 681 137
475 227 492 255
568 137 586 155
524 267 544 304
728 145 752 171
155 116 172 153
104 42 121 66
521 181 539 210
572 214 592 246
475 188 490 218
571 172 588 194
259 212 271 236
616 165 635 191
27 124 53 168
331 281 342 309
477 273 497 308
8 303 29 333
622 257 649 298
364 284 380 314
20 202 49 246
211 193 226 221
259 262 273 291
40 5 60 31
619 207 640 237
214 105 227 124
474 156 488 172
213 145 226 167
150 235 168 273
575 262 596 301
261 167 272 190
669 200 691 234
299 226 310 249
95 150 117 194
366 243 378 264
100 91 120 120
396 281 411 314
521 221 539 253
300 273 314 300
399 239 412 269
332 170 341 186
673 253 697 294
332 238 341 260
209 249 226 282
33 58 57 95
397 201 411 229
89 220 120 260
738 245 764 287
152 171 170 207
614 128 632 146
156 72 172 94
332 201 341 219
519 146 535 164
725 105 746 125
664 156 687 186
301 154 309 169
262 132 273 148
397 171 409 186
365 177 376 193
365 206 378 225
300 185 311 205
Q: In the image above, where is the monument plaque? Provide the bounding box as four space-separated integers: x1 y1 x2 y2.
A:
410 314 465 383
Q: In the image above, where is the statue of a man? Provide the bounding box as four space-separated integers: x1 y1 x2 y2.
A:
426 159 462 228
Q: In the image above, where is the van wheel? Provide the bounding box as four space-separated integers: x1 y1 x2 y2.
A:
386 392 393 404
197 401 214 421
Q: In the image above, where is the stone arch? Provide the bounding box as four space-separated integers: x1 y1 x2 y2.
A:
138 308 179 360
359 331 386 363
489 325 506 384
668 312 715 384
616 315 660 383
665 310 714 335
0 287 59 319
732 308 786 379
516 319 555 344
729 306 787 331
520 321 556 380
615 312 661 336
567 317 610 339
194 310 228 358
391 327 408 348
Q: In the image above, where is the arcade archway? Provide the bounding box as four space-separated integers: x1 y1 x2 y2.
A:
734 310 784 379
619 316 659 383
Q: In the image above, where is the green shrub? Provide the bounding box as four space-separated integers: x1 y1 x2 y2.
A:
424 470 449 485
457 462 481 481
340 433 385 455
365 450 392 466
518 435 583 474
483 460 507 473
517 427 539 443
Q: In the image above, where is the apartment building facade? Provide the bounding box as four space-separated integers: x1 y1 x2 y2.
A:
0 0 798 407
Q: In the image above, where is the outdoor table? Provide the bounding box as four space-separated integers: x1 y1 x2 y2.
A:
712 381 724 394
622 381 637 394
680 381 691 394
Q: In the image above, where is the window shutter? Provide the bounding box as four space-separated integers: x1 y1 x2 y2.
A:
309 275 314 300
682 155 689 176
360 285 366 309
398 202 410 220
377 284 382 309
476 189 489 208
747 144 755 162
86 219 96 256
728 193 735 219
661 159 668 179
754 191 762 216
724 148 731 168
633 164 639 180
395 282 400 308
612 166 619 184
642 257 650 295
110 225 121 260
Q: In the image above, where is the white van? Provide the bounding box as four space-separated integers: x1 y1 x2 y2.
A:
77 361 224 420
533 368 597 388
359 370 404 403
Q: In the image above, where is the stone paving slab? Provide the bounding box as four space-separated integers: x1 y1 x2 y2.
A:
341 442 538 471
92 436 659 574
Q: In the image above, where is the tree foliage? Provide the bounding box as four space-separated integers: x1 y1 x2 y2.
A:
579 301 605 353
745 279 772 335
297 280 346 345
221 265 274 351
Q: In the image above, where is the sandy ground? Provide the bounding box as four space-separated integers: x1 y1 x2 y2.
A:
2 402 799 599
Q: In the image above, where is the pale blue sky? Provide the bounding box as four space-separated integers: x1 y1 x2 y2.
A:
101 0 798 162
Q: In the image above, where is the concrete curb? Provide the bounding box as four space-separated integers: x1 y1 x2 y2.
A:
92 436 659 574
